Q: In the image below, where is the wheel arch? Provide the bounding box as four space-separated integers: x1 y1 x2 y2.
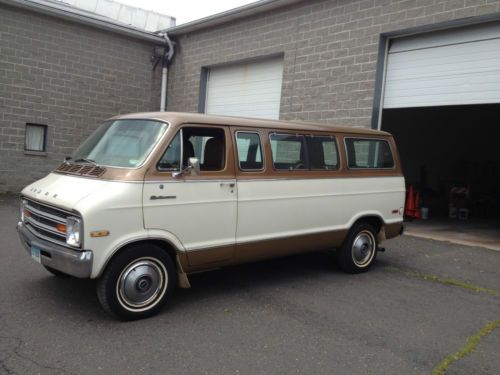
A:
96 237 184 278
352 215 384 234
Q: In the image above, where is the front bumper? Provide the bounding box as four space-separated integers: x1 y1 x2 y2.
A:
17 222 93 278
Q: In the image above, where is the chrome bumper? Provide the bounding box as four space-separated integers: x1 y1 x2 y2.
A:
17 222 93 278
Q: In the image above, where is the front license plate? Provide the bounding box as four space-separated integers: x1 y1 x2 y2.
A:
31 245 41 263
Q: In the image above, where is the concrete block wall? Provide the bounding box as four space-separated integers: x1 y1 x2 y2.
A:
166 0 500 125
0 4 162 193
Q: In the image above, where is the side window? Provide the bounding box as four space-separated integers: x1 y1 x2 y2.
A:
345 138 394 169
307 136 339 170
184 127 226 171
157 131 181 170
157 127 226 172
270 133 307 170
236 132 263 170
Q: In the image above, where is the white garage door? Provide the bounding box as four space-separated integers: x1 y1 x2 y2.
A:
383 22 500 108
205 57 284 119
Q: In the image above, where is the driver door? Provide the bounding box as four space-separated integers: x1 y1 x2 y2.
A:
143 124 237 267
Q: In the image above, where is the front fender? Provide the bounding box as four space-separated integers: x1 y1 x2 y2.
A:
91 228 186 278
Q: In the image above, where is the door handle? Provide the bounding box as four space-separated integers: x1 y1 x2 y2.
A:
150 195 176 200
220 182 235 188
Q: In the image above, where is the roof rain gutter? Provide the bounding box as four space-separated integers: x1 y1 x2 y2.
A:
0 0 166 43
164 0 303 36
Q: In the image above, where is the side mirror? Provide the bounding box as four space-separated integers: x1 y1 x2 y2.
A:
172 157 200 178
187 157 200 176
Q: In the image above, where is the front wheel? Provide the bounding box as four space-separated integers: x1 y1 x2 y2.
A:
336 222 378 273
97 244 176 320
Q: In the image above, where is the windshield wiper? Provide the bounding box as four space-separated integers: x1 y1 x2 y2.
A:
74 158 99 166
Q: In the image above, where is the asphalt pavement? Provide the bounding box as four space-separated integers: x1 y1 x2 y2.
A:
0 194 499 375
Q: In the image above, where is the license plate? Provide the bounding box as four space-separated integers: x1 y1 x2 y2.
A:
31 245 41 263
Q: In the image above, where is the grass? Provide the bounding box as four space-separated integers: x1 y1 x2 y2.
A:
384 266 500 374
385 266 500 297
432 320 500 375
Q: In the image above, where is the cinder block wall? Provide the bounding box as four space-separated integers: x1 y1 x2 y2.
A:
0 4 162 193
167 0 500 124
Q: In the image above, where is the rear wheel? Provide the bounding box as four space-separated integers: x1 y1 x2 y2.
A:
336 222 378 273
97 244 176 320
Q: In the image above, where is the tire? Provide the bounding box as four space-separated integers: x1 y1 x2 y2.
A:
336 222 378 273
44 265 70 278
96 244 176 320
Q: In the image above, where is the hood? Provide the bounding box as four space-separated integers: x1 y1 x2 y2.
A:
21 173 110 211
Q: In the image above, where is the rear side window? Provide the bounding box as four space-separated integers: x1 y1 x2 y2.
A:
236 132 263 170
345 138 394 169
307 136 338 170
270 134 307 170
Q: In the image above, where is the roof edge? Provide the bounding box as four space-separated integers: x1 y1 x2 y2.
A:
110 111 388 135
165 0 303 36
0 0 166 44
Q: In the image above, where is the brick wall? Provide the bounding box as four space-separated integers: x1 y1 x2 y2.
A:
166 0 500 124
0 4 162 193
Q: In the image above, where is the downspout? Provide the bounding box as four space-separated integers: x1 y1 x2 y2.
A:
158 32 175 112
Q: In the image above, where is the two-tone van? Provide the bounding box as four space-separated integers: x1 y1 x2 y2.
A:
17 112 405 320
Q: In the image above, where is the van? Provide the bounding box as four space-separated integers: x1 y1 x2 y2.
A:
17 112 405 320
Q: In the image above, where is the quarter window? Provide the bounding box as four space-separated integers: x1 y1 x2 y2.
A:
236 132 263 170
158 131 181 170
345 138 394 169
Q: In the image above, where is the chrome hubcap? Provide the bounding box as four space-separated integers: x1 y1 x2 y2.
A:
117 259 166 310
351 230 375 267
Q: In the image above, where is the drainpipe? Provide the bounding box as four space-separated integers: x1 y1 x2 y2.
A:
158 32 175 112
160 66 168 112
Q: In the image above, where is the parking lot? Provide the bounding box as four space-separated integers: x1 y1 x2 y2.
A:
0 194 498 375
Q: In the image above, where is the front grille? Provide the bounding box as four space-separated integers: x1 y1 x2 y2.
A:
55 163 106 177
23 198 80 248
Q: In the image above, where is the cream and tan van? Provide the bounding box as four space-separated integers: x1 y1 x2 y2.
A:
17 112 405 320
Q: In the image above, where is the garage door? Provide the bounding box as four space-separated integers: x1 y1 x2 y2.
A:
383 22 500 108
205 57 284 119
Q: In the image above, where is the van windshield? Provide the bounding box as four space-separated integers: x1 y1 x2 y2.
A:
71 120 168 168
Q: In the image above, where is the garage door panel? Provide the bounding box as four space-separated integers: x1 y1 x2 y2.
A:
388 41 500 75
206 58 284 119
389 22 500 53
208 83 282 97
385 91 500 108
387 45 500 79
208 101 282 111
384 23 500 108
386 71 500 92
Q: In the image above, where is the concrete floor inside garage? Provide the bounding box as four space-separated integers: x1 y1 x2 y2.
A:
382 104 500 250
404 218 500 251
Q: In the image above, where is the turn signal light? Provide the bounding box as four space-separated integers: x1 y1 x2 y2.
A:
56 223 67 233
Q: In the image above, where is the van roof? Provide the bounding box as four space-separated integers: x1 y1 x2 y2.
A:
112 112 389 135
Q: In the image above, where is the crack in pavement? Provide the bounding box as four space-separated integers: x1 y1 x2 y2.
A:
383 266 500 374
384 266 500 297
0 335 74 375
431 319 500 375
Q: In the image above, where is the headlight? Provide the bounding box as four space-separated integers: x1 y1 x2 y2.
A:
20 200 28 223
66 216 82 247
